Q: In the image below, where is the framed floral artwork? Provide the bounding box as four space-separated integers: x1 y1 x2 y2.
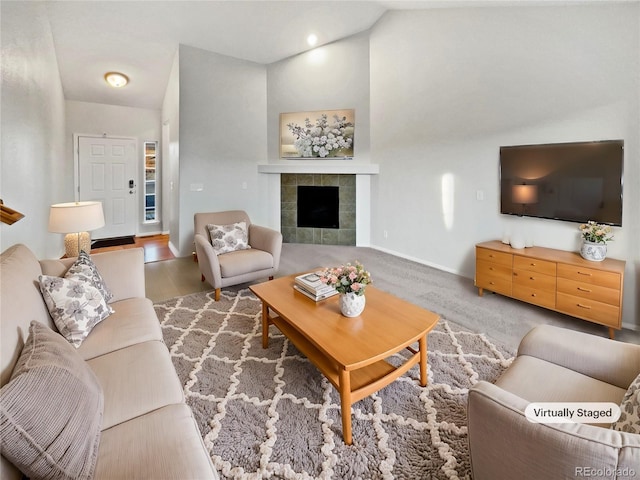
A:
280 109 354 159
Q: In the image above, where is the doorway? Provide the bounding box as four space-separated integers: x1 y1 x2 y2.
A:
77 135 137 240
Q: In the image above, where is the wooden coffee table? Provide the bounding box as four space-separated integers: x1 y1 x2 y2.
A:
249 274 440 445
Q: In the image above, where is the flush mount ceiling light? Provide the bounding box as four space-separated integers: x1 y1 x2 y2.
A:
307 34 318 47
104 72 129 88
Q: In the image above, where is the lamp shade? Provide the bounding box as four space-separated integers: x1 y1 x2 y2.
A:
512 184 538 205
48 201 105 233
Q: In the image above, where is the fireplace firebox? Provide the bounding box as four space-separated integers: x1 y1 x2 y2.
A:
297 186 339 229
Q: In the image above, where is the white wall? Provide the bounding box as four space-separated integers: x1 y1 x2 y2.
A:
65 100 162 236
162 49 180 248
267 32 371 162
0 1 68 259
369 5 640 329
173 45 267 256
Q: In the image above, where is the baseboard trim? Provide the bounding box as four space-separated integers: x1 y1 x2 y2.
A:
369 244 467 278
168 241 181 258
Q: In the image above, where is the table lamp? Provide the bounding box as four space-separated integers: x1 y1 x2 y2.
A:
48 201 105 257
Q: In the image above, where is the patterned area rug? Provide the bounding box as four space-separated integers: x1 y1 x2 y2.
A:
155 288 515 480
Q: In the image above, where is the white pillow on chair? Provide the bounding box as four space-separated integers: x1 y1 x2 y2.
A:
207 221 251 255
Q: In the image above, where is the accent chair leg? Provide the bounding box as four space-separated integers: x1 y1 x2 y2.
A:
201 274 205 282
214 288 221 301
269 276 274 281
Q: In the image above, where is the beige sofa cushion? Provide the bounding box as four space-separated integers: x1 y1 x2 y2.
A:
496 354 627 405
40 247 146 304
95 404 216 480
1 244 56 387
77 297 163 361
0 321 103 480
218 248 273 278
88 340 185 430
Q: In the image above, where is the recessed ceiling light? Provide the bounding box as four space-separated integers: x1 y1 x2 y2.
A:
307 34 318 47
104 72 129 88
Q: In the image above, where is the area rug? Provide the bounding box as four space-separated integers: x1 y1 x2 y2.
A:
91 235 135 248
155 289 515 480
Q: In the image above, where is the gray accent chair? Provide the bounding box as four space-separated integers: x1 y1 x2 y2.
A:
468 324 640 480
194 210 282 301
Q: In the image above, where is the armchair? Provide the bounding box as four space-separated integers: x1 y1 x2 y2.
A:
468 324 640 480
194 210 282 301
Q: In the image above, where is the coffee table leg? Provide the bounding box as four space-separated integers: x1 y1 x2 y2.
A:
339 369 353 445
419 335 427 387
262 302 270 348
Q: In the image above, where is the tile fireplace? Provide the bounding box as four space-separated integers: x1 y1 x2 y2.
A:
281 174 355 245
257 162 379 246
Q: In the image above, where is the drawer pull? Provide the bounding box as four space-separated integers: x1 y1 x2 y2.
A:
531 293 537 297
577 271 592 276
489 254 495 258
489 281 495 285
489 267 494 271
530 263 536 266
577 303 592 310
577 287 592 293
529 276 535 280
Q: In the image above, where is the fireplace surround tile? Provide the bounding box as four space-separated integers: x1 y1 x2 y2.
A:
280 173 356 245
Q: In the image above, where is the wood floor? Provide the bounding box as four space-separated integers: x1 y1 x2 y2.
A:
91 234 175 263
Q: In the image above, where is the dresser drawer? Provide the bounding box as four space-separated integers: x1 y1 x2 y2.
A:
476 241 625 338
475 261 512 296
513 255 556 276
476 259 512 281
557 292 621 328
557 263 621 290
557 278 621 307
476 247 512 268
513 269 556 292
513 284 556 309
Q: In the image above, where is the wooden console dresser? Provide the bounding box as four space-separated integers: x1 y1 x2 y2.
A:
475 240 625 339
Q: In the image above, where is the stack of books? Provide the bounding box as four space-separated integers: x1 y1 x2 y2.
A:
294 272 338 302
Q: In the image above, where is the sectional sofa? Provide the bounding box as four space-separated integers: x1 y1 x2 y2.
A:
0 244 218 480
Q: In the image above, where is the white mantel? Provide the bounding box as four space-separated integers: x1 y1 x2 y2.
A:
257 162 379 175
258 162 379 246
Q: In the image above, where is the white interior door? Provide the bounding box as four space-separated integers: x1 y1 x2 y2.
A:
78 136 137 240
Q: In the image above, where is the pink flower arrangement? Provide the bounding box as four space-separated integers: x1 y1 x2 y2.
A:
320 261 372 296
579 221 614 244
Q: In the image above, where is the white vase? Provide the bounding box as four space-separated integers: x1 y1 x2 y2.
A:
580 240 607 262
509 235 525 249
340 292 366 317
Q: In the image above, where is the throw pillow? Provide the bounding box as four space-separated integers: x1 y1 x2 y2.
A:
611 373 640 433
67 250 114 302
39 274 112 347
207 221 251 255
0 321 103 480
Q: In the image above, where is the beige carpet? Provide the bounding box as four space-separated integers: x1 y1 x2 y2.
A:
155 288 515 479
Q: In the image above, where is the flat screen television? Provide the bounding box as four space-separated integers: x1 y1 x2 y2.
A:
500 140 624 226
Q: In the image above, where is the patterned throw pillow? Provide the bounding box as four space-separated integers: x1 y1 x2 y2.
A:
611 373 640 433
67 250 113 302
0 321 103 480
207 221 251 255
39 275 112 347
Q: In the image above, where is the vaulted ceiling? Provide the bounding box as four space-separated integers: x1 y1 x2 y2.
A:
42 0 605 110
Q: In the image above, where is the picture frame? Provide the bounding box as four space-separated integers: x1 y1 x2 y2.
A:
280 109 355 159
